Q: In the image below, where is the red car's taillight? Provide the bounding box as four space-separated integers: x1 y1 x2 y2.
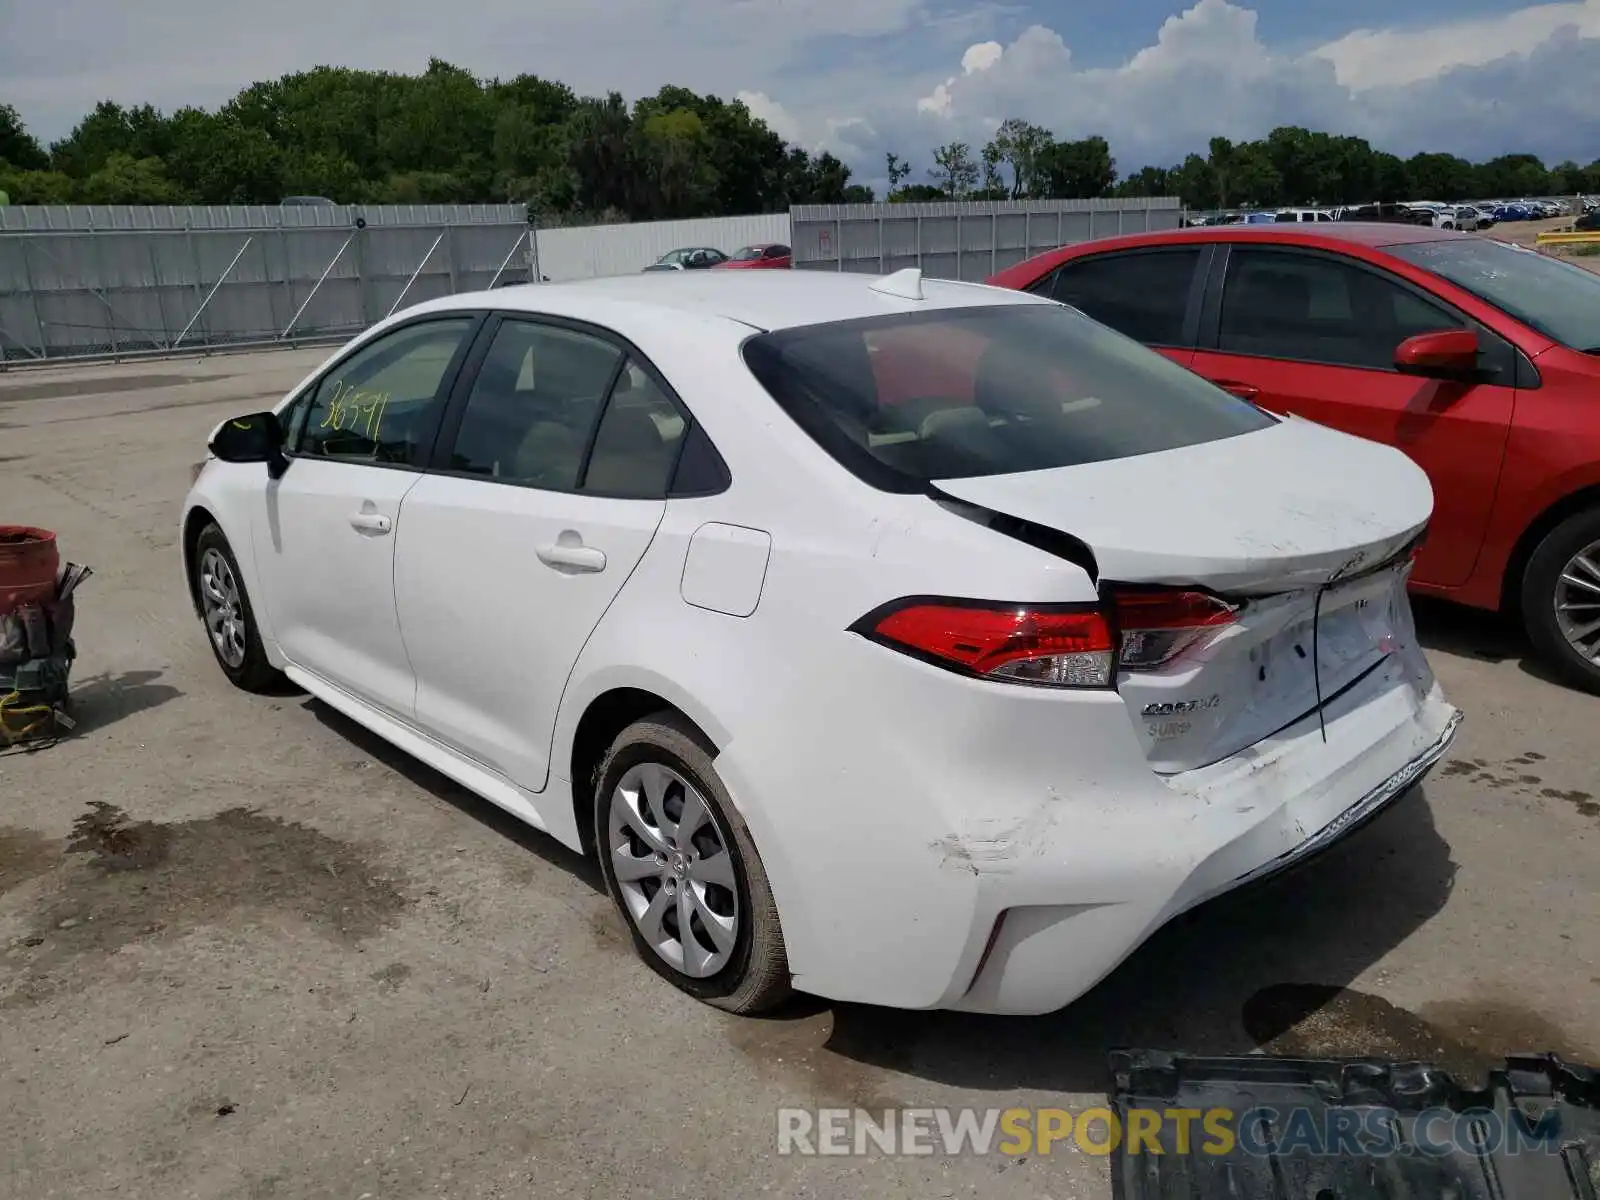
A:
855 590 1239 688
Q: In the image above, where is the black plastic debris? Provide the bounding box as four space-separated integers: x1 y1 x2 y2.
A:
1109 1049 1600 1199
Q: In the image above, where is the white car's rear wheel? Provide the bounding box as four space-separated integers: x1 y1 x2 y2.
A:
594 712 791 1013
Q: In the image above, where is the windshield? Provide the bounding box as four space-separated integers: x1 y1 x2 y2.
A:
730 246 765 261
1389 238 1600 350
741 304 1276 491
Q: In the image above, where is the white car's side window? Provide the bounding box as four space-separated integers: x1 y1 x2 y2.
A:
294 319 475 467
583 361 687 498
444 320 622 490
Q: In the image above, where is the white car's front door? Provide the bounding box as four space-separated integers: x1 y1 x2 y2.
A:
255 315 479 718
394 318 685 791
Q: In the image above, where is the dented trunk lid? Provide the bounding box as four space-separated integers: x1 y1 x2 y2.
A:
935 417 1437 772
934 416 1432 594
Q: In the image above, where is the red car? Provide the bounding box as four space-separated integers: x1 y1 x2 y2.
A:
989 224 1600 692
714 243 792 270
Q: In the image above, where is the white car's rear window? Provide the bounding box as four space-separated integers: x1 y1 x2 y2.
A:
741 304 1275 492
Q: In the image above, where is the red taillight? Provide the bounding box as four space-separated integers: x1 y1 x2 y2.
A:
1112 589 1238 670
859 601 1116 687
857 590 1239 687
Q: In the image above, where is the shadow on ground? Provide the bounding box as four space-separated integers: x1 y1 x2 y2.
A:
1412 596 1574 690
66 669 182 732
303 697 602 893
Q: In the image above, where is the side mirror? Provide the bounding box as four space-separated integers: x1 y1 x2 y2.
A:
209 411 288 477
1394 329 1481 380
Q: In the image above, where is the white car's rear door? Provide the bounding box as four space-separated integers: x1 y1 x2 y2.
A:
394 320 683 791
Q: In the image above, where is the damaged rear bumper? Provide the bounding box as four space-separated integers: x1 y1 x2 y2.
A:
949 675 1461 1015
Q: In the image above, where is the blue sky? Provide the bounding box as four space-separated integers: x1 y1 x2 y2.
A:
4 0 1598 191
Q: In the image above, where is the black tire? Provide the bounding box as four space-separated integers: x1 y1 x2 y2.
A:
191 523 282 693
1520 506 1600 695
593 712 791 1014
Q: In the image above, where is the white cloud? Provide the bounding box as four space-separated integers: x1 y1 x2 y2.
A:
1313 0 1600 89
885 0 1600 173
735 91 802 145
917 36 1009 115
960 42 1004 74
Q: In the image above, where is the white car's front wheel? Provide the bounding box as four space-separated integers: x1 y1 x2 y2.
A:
594 712 791 1013
191 523 282 693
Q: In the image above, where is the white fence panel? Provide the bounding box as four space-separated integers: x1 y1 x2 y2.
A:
535 214 791 282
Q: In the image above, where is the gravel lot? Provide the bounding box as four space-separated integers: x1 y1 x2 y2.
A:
1 349 1597 1200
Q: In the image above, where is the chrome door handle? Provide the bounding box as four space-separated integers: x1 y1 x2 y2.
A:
348 512 393 534
537 543 606 573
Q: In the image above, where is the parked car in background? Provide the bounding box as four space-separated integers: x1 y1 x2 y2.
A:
182 269 1458 1016
1336 203 1435 226
714 244 792 270
644 247 728 272
1274 209 1336 223
989 223 1600 692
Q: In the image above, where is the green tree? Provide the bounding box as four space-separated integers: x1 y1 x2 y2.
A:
885 152 911 198
49 101 171 176
1548 160 1582 194
566 92 641 215
638 107 718 218
1175 153 1218 208
1115 165 1172 198
77 152 184 203
1370 152 1413 203
0 102 48 170
928 141 979 198
163 108 283 202
1037 135 1116 199
1406 152 1476 201
0 168 76 203
985 118 1052 198
1207 136 1280 208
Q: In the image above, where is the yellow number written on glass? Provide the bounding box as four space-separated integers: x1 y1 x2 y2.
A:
318 380 390 440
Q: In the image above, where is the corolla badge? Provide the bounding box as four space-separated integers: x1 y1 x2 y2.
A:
1140 695 1222 717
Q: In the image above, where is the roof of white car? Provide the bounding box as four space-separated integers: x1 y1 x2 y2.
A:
435 269 1052 333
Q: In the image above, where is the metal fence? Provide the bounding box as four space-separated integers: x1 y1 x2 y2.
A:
790 197 1185 280
0 204 534 364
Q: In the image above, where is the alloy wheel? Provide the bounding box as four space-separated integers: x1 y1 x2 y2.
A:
198 547 248 669
1555 537 1600 666
607 761 740 979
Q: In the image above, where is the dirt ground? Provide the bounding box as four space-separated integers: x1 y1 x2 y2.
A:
1 348 1597 1200
1489 212 1600 271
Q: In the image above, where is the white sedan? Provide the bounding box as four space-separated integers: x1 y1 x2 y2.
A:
181 269 1461 1016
